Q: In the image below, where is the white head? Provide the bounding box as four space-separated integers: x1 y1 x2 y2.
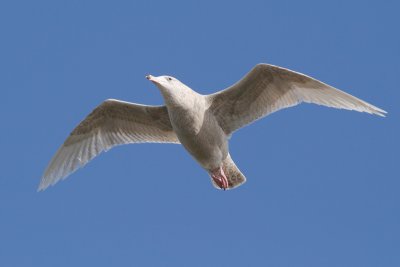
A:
146 74 186 89
146 74 194 103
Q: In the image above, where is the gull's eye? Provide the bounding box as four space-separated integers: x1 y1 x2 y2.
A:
167 77 172 81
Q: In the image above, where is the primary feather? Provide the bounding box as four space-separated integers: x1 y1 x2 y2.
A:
39 99 179 191
208 64 386 134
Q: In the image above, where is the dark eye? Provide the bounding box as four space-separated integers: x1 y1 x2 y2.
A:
167 77 172 81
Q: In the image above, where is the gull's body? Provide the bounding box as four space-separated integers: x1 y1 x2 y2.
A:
162 84 227 171
39 63 386 191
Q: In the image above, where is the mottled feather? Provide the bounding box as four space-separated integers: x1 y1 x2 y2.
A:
208 64 386 134
39 99 179 191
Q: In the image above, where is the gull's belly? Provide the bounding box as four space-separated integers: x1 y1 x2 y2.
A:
171 111 228 170
179 129 228 170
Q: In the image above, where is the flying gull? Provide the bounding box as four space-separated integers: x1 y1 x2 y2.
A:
39 63 386 191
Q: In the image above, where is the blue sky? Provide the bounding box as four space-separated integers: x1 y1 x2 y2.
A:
1 0 399 266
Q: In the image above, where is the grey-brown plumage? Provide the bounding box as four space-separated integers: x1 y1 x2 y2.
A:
39 63 386 191
39 100 179 190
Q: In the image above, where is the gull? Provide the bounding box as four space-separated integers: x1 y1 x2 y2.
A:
39 63 386 191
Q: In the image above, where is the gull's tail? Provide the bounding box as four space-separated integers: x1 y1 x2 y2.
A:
211 154 246 190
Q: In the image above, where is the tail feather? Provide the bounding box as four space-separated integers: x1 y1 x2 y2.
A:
211 154 246 190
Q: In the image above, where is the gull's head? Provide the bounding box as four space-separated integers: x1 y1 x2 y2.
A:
146 75 183 92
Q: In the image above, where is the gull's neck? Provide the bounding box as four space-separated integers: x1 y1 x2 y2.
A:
161 83 203 109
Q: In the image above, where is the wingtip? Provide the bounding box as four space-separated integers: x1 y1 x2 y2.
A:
377 112 387 117
371 107 387 117
37 181 47 192
37 174 53 192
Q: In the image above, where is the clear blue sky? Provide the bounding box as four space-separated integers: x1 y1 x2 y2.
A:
1 0 398 266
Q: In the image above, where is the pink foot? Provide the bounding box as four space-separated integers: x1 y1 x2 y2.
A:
210 166 229 190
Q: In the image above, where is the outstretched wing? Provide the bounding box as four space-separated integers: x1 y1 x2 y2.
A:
39 99 179 191
208 63 386 135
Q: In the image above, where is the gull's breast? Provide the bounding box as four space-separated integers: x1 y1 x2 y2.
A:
171 106 228 170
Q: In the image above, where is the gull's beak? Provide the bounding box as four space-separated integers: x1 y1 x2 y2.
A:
146 75 157 83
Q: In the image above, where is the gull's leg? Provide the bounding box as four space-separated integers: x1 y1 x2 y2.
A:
210 166 229 190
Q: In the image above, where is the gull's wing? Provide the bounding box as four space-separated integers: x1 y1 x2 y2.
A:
39 99 179 191
208 63 386 135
